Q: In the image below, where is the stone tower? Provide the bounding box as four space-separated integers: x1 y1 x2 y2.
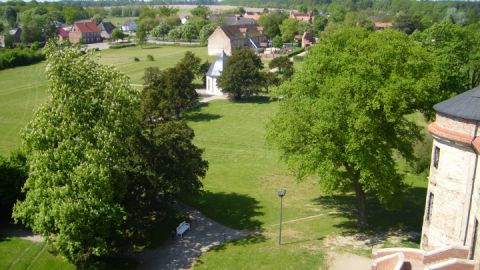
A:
421 87 480 256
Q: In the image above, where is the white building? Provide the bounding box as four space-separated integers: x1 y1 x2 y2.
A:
205 51 227 96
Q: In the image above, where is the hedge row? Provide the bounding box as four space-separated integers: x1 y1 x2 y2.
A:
287 48 305 58
0 48 45 70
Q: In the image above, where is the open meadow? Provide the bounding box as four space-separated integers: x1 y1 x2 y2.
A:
0 45 429 269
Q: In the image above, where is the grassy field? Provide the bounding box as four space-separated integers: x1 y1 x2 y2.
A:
0 237 75 270
181 98 428 269
0 45 211 155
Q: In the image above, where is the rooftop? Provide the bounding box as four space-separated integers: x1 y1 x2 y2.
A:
434 87 480 121
206 51 227 77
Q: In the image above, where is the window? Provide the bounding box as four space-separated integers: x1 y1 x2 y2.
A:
426 192 434 221
433 146 440 169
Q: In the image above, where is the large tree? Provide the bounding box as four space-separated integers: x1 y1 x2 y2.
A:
13 42 139 264
258 10 288 38
268 56 294 80
139 51 200 121
268 28 439 225
217 48 264 100
413 21 480 106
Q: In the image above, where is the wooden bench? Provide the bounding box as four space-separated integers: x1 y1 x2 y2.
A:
176 221 190 237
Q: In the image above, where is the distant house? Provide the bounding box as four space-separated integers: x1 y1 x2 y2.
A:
121 20 137 32
373 21 393 31
301 32 315 48
206 51 227 96
69 20 101 44
98 22 116 39
207 24 267 56
208 14 256 26
289 11 313 23
57 27 71 42
243 11 262 21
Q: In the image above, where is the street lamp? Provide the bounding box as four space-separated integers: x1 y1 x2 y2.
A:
277 188 287 245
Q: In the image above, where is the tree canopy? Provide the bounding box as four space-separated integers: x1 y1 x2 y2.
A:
268 27 439 225
13 42 139 264
217 48 264 100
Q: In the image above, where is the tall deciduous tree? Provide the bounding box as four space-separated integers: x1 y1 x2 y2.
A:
268 28 439 225
268 56 294 80
13 42 139 264
258 10 288 39
413 21 480 108
217 48 264 100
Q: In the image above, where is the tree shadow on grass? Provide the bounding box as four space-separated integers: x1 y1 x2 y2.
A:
313 185 427 237
233 95 271 104
185 102 222 122
183 191 264 231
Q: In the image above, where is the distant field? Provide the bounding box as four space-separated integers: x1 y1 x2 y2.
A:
104 16 138 27
0 45 211 155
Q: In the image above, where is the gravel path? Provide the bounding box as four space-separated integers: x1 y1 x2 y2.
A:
136 203 253 270
328 252 371 270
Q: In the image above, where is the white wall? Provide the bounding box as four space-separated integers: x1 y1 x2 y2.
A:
206 76 224 96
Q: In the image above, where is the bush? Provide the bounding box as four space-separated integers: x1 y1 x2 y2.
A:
147 54 154 61
109 43 136 49
134 56 140 62
0 47 45 70
287 47 305 58
293 55 304 62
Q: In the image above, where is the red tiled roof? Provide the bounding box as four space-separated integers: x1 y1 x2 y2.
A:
74 21 100 33
57 28 70 38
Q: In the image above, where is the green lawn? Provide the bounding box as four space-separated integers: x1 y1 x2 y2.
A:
182 98 428 269
0 237 75 270
104 16 138 27
0 45 211 155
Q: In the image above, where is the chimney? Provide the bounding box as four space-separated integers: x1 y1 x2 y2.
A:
235 14 241 21
257 26 264 34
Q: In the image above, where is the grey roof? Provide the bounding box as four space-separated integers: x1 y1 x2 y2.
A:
434 87 480 121
98 22 115 33
206 51 227 77
208 15 256 26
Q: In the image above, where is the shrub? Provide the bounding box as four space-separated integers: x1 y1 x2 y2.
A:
134 56 140 62
109 43 136 49
0 47 45 70
0 150 28 220
147 54 154 61
287 47 304 58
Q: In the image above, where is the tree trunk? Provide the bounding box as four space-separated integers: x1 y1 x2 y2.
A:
353 172 367 226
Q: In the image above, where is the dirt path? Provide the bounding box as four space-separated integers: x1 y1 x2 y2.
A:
0 225 43 242
328 252 371 270
136 203 253 270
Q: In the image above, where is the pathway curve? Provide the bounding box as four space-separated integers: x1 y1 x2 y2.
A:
328 252 372 270
137 202 253 270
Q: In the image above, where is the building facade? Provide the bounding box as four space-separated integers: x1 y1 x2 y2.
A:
372 87 480 270
207 24 267 56
69 21 101 44
205 51 227 96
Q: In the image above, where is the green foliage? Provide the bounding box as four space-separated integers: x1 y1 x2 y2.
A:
182 23 199 41
136 29 147 47
312 14 328 35
413 21 480 113
111 28 125 40
20 9 57 44
168 27 182 41
258 10 288 39
146 54 154 61
140 51 200 121
151 22 171 39
217 48 264 100
134 56 140 61
0 47 44 70
190 5 211 19
199 23 216 46
13 42 139 264
268 27 439 224
0 150 27 220
3 6 17 27
393 11 424 35
272 36 283 48
268 56 294 80
279 18 309 42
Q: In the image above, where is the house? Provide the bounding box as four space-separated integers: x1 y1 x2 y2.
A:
207 24 267 56
121 20 137 32
371 87 480 269
205 51 227 96
57 27 71 42
289 11 313 23
243 11 262 21
98 22 116 39
373 21 393 31
208 14 256 26
301 32 315 48
69 20 101 44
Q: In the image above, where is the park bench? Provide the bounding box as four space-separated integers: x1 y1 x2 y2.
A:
176 221 190 237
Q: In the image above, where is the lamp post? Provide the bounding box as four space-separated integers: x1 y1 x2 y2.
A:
277 188 286 245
